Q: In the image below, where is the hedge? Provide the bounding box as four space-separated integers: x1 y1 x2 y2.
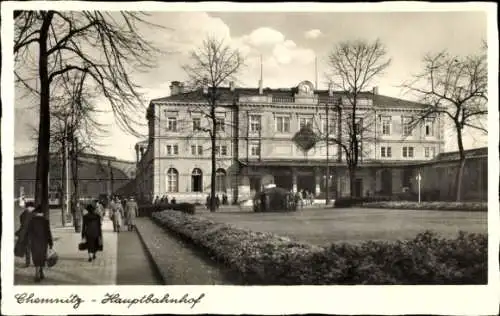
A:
361 201 487 212
138 203 195 217
151 210 487 285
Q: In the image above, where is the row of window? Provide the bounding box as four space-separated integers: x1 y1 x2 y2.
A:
380 146 436 158
167 143 437 159
166 144 228 156
165 168 227 193
165 115 436 137
381 116 435 137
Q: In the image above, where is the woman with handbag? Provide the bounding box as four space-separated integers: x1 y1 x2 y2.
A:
26 205 53 283
81 204 103 262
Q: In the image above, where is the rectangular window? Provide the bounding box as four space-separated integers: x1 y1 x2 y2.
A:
381 116 391 135
425 119 434 136
276 116 290 133
299 117 313 129
250 143 261 156
431 147 436 158
215 145 228 156
249 115 261 132
402 146 414 158
216 118 225 132
424 147 430 158
191 145 196 155
166 144 178 155
198 145 203 156
167 117 177 132
192 118 201 131
402 117 412 136
380 146 392 158
322 117 336 135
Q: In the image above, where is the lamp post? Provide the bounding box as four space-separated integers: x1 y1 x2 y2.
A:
416 172 422 203
325 101 330 205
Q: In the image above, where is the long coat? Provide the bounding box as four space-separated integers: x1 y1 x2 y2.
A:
125 200 138 226
26 213 53 267
112 203 123 227
82 212 102 253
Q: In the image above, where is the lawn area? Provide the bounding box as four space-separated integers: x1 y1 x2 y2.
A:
197 207 487 245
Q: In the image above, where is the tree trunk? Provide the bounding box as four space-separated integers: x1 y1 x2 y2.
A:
61 140 67 226
34 12 54 220
349 167 356 198
210 98 217 212
455 126 466 202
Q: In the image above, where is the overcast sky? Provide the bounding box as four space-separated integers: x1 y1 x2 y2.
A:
14 9 489 161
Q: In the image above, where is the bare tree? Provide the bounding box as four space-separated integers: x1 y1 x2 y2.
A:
14 11 168 217
401 48 487 201
182 37 244 212
326 39 392 197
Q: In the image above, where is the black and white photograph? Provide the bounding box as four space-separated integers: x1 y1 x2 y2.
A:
2 2 499 315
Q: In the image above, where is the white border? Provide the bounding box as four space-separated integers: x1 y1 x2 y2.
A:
2 2 499 315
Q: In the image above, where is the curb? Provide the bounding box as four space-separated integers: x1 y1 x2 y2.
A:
134 220 167 285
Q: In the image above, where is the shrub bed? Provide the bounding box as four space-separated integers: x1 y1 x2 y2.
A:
334 196 393 208
151 211 487 285
361 201 487 212
138 203 195 217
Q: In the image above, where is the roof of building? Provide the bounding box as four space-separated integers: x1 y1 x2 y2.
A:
15 160 131 181
151 86 429 108
435 146 488 161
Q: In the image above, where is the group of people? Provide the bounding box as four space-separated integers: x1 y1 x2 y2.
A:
15 202 53 282
293 189 315 208
108 196 138 233
205 193 229 210
15 195 139 282
153 195 177 205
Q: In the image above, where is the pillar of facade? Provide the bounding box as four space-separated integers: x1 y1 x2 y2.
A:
292 167 298 193
314 167 321 196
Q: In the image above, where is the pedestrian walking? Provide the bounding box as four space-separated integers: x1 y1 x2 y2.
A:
96 201 104 222
15 201 35 267
26 206 53 283
112 198 124 233
81 204 103 262
125 197 138 231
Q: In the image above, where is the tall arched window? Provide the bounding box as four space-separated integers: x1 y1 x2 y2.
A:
192 168 203 192
216 168 226 192
166 168 179 192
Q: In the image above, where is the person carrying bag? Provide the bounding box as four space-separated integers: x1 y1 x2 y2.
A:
81 204 103 262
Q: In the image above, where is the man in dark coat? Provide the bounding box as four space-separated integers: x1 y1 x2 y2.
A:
27 206 53 282
82 204 103 262
17 201 35 267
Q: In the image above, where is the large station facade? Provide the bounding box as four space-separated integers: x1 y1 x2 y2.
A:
135 80 445 203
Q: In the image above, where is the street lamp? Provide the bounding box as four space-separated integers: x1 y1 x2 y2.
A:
416 172 422 203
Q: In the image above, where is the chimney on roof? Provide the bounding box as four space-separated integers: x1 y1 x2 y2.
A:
170 81 184 96
230 81 235 92
328 82 333 97
372 86 379 95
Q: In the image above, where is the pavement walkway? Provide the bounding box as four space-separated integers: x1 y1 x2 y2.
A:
14 210 159 285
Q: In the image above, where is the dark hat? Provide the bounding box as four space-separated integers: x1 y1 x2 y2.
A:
85 204 95 213
25 201 35 208
33 205 44 213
